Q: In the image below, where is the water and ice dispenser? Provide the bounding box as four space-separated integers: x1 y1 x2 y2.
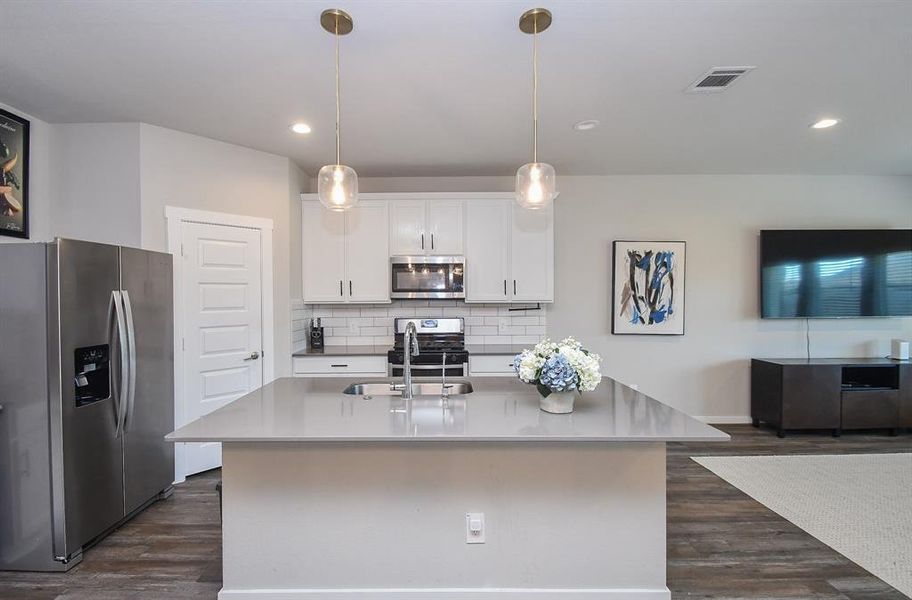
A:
74 344 110 407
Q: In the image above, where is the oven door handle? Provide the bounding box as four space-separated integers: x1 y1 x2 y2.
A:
389 363 463 371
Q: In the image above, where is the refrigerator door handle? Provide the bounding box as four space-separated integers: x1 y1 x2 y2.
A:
121 290 138 433
111 291 129 438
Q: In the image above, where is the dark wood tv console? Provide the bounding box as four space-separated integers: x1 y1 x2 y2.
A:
751 358 912 437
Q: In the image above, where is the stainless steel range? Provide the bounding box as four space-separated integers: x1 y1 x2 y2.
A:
388 318 468 378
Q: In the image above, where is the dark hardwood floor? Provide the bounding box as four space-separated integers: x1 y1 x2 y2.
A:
1 425 909 600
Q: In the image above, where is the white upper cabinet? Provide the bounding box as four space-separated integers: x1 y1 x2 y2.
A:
302 202 346 302
511 203 554 302
301 193 551 305
390 199 464 256
465 199 553 303
426 200 464 255
302 200 390 304
465 200 511 302
390 200 426 255
345 202 391 303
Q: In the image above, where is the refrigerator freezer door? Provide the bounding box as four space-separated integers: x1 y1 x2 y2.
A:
119 247 175 515
49 239 125 560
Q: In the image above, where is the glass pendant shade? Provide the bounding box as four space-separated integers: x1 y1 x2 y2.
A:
317 164 359 211
515 162 556 209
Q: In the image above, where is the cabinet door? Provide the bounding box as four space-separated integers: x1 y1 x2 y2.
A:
345 201 391 303
302 202 346 302
465 200 511 302
390 200 427 256
427 200 464 255
510 203 554 302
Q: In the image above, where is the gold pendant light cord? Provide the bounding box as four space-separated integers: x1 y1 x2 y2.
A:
532 15 538 164
335 14 341 166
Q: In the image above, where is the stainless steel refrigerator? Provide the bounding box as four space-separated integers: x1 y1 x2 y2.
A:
0 238 174 571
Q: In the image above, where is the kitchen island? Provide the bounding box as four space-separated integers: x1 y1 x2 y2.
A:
168 376 727 600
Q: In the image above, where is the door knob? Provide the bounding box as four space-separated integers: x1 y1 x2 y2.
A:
244 351 261 361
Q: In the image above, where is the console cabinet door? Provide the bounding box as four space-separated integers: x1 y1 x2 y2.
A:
465 200 511 302
781 365 841 429
510 202 554 302
302 203 346 303
345 201 390 303
900 365 912 428
390 200 426 255
427 200 464 255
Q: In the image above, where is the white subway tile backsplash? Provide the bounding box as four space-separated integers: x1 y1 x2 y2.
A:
360 326 390 336
469 326 497 335
296 301 546 349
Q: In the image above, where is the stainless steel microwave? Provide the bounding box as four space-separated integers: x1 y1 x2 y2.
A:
390 256 465 299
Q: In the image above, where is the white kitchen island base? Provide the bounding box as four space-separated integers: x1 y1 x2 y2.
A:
219 441 669 600
167 377 727 600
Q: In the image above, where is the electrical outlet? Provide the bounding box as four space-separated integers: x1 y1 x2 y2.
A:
348 320 360 335
465 512 485 544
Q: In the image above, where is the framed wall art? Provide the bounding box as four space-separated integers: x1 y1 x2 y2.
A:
612 240 686 335
0 108 29 239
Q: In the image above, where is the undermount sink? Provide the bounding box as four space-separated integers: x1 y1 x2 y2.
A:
343 382 474 397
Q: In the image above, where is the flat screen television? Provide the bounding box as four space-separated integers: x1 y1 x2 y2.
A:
760 229 912 318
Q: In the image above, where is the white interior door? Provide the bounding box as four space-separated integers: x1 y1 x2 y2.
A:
180 222 263 475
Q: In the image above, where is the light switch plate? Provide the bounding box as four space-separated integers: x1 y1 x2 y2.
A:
465 512 485 544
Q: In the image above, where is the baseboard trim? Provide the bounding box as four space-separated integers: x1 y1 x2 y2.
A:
218 588 670 600
694 416 753 425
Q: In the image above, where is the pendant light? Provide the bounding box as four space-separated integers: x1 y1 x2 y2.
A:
317 9 358 211
515 8 556 210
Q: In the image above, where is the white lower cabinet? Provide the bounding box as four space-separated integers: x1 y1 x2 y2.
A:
468 354 518 377
293 355 387 377
302 200 390 304
465 199 553 303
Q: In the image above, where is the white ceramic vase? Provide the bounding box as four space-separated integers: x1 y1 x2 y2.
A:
539 390 577 414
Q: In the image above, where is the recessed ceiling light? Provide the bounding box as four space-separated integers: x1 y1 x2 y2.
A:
810 118 840 130
573 119 600 131
290 122 312 134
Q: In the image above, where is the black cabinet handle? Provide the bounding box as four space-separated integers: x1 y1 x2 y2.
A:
349 281 352 296
421 233 425 250
503 279 507 295
431 233 435 249
330 364 348 368
513 280 517 295
339 280 343 296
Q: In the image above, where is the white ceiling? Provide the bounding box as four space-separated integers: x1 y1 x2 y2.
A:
1 0 911 176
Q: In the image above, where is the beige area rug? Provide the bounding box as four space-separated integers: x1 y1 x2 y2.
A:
692 453 912 598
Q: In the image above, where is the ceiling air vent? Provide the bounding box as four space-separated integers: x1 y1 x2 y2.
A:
686 66 755 93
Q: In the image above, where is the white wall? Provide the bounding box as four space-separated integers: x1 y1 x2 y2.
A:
139 123 307 377
0 101 53 243
358 175 912 420
51 123 141 246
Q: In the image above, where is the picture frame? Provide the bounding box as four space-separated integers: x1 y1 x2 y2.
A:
0 107 30 239
612 240 686 335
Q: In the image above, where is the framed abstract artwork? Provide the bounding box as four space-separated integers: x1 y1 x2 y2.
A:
0 108 29 239
612 240 686 335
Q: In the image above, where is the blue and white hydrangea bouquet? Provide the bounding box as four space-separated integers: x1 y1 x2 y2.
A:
513 337 602 398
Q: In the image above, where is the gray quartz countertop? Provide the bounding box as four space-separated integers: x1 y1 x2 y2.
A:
167 376 729 444
293 345 390 356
